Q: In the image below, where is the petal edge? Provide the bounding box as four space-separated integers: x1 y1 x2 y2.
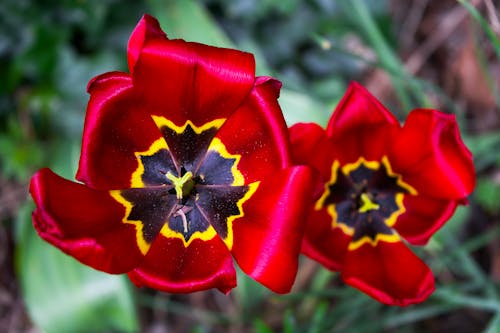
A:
342 240 435 306
30 169 144 274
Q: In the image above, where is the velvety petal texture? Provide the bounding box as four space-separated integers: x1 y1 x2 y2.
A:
31 169 144 274
389 109 475 200
231 166 315 293
216 77 291 183
394 196 458 246
342 241 435 306
77 72 162 190
300 209 351 272
128 236 237 294
30 14 311 295
325 82 399 165
290 122 336 183
127 13 166 74
291 82 475 306
132 34 255 127
215 76 316 292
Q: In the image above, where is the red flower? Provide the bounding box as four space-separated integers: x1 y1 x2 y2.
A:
290 82 475 306
30 14 314 294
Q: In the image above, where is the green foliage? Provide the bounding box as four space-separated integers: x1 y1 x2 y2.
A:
149 0 330 125
16 202 139 333
476 179 500 215
2 0 500 332
0 119 42 180
458 0 500 61
13 132 140 333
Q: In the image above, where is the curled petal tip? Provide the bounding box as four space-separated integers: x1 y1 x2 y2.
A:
255 76 282 97
127 13 167 74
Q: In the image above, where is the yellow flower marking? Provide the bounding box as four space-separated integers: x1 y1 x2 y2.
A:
316 156 418 250
109 190 151 255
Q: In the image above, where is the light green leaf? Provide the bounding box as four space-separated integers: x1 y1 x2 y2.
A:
16 201 139 333
458 0 500 62
16 141 139 333
279 89 330 126
148 0 233 48
233 268 271 314
475 179 500 214
147 0 270 76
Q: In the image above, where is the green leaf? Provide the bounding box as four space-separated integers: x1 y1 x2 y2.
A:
147 0 271 76
458 0 500 62
283 309 296 333
464 132 500 172
0 133 43 181
148 0 233 48
233 268 271 314
252 319 275 333
279 89 331 126
484 312 500 333
338 0 430 111
16 201 139 333
475 178 500 214
15 141 139 333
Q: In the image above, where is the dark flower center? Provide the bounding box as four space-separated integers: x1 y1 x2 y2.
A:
111 118 258 253
317 157 416 249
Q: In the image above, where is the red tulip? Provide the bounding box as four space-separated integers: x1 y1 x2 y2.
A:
290 82 475 305
30 14 314 294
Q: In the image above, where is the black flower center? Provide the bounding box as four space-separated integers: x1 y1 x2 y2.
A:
111 117 258 254
317 157 416 249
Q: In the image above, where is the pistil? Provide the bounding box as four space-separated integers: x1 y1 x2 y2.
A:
358 192 380 213
166 171 195 199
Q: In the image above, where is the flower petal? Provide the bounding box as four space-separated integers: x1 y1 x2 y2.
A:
231 166 315 294
326 82 399 164
127 14 167 74
128 235 236 294
342 240 435 306
30 169 144 273
301 209 351 272
132 36 255 127
389 109 475 200
215 77 290 183
76 71 163 190
289 122 336 182
394 195 458 245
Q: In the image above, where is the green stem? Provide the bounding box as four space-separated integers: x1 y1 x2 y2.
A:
340 0 430 111
433 289 500 312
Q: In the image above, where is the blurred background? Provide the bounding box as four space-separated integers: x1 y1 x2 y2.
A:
1 0 499 332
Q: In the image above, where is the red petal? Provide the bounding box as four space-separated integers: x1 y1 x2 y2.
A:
326 82 399 164
30 169 143 273
128 235 236 293
289 122 336 181
76 72 162 190
342 240 435 306
216 77 290 183
389 109 475 200
132 36 255 127
127 14 167 74
394 195 458 245
301 209 351 272
231 166 315 294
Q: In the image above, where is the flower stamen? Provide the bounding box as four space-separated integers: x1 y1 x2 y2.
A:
173 205 194 233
